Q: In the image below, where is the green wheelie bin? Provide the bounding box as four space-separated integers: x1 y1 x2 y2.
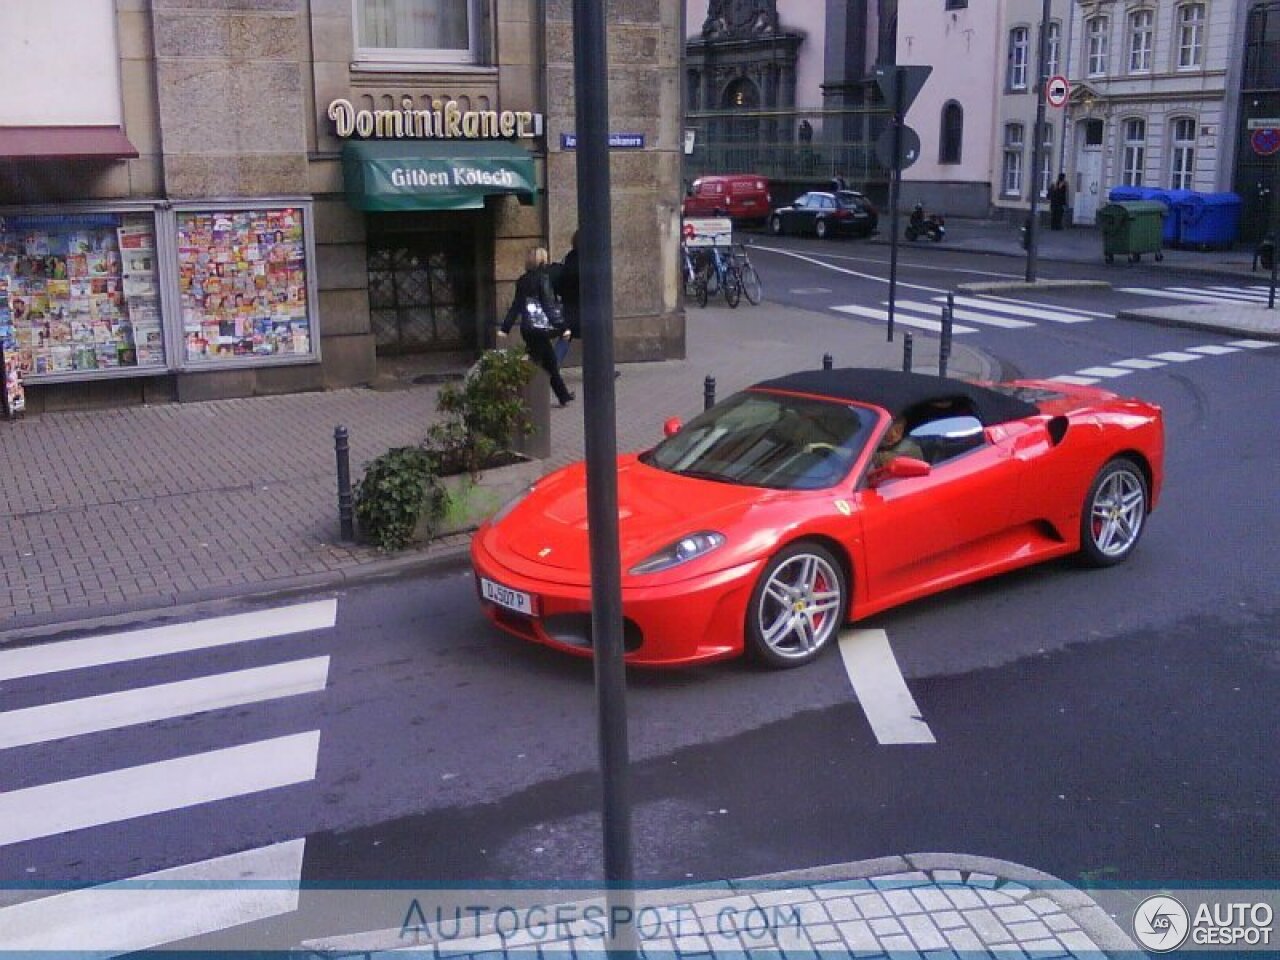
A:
1097 200 1166 264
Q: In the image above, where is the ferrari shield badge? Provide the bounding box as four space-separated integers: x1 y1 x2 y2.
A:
834 499 852 516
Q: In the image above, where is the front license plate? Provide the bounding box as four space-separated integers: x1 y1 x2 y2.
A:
480 577 536 616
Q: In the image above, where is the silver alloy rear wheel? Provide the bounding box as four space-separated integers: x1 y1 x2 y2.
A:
1079 458 1148 566
746 543 847 668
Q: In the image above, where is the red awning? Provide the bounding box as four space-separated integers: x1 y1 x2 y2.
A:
0 126 139 160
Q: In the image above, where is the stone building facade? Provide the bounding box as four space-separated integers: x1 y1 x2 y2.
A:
0 0 683 414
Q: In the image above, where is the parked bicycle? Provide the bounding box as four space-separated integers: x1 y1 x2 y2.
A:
731 242 763 305
699 233 741 308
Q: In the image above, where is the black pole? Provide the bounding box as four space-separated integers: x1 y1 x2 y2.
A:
822 353 833 370
1025 0 1052 283
940 292 954 378
703 374 717 410
902 332 913 372
334 426 354 542
571 0 635 937
886 66 906 342
1270 234 1278 308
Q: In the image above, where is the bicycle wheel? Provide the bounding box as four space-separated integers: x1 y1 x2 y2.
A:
723 265 742 308
705 262 720 297
740 263 763 305
695 275 708 308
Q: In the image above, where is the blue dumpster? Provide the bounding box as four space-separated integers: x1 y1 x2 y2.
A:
1147 189 1195 245
1175 192 1242 250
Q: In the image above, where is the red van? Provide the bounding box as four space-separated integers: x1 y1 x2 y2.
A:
682 174 771 224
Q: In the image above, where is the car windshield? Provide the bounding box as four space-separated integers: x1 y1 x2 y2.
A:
836 191 868 210
641 390 876 490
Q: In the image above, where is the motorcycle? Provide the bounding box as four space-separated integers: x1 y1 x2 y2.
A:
905 204 946 242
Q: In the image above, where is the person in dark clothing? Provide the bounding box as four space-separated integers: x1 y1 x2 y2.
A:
498 247 573 406
553 231 582 341
1049 173 1069 230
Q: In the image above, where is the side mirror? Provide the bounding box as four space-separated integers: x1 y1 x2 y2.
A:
870 456 931 485
663 416 683 437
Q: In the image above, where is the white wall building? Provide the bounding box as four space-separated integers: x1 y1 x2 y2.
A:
1063 0 1247 225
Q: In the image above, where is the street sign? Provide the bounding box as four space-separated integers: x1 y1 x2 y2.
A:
1046 75 1069 108
682 217 732 247
875 125 921 171
874 65 933 116
1247 118 1280 130
1251 128 1280 157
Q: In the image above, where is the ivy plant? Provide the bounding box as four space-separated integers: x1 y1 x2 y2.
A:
353 446 443 551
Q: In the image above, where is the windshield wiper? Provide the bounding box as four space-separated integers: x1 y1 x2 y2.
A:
672 467 739 484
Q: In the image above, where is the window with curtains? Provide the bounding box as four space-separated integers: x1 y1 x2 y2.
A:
1177 3 1205 68
1002 124 1024 196
1122 119 1146 186
354 0 476 66
1128 9 1153 72
1007 27 1030 90
1086 16 1109 76
1170 117 1196 188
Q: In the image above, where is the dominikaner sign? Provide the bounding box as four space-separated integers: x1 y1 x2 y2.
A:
328 97 544 140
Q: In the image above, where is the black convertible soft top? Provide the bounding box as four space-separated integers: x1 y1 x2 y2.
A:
753 367 1039 426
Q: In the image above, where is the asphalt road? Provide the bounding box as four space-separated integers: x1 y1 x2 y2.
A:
3 240 1275 950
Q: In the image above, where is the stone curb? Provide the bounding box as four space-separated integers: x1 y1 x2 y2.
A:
957 279 1113 294
295 853 1140 957
1115 307 1280 342
0 542 473 646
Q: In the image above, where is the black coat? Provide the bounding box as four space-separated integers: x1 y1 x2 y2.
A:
501 267 559 337
553 248 581 338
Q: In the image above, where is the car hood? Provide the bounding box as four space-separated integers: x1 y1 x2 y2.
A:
495 454 774 575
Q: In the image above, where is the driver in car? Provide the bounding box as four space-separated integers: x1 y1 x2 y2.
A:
872 415 925 469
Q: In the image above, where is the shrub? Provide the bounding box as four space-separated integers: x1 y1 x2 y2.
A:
428 347 534 477
353 446 443 551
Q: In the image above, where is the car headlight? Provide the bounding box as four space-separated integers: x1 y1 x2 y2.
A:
490 484 534 524
630 532 726 574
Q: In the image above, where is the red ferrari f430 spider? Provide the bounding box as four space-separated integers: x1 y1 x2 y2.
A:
471 368 1163 668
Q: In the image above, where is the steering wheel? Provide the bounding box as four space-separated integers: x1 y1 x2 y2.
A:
803 442 838 454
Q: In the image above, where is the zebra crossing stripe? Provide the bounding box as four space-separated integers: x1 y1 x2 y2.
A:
1075 366 1133 379
1118 288 1236 304
943 295 1098 324
896 299 1033 329
1186 344 1241 356
1228 340 1276 349
0 731 320 846
0 598 338 682
1112 358 1167 369
0 657 330 751
1168 286 1265 303
1205 286 1269 301
831 304 978 334
838 629 935 745
0 838 305 953
1149 351 1204 362
967 293 1112 318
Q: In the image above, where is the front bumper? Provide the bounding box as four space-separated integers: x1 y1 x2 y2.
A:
470 536 763 667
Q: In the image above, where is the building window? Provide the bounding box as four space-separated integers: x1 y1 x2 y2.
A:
939 101 963 163
354 0 477 67
1170 117 1196 188
1038 123 1054 198
1128 9 1154 72
1122 118 1146 186
1177 3 1205 69
1002 123 1025 196
945 0 968 9
1086 16 1109 76
1045 21 1062 78
1007 27 1030 90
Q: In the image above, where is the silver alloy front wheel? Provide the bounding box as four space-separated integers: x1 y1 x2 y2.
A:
1079 458 1148 566
746 543 846 668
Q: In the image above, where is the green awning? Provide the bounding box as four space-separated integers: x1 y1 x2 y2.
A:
341 140 536 212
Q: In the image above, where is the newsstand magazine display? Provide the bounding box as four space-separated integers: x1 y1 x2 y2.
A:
176 207 311 362
0 213 164 385
0 276 24 418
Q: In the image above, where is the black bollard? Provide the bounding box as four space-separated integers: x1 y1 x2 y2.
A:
335 425 354 542
822 353 833 371
939 293 955 378
704 375 716 411
902 332 913 372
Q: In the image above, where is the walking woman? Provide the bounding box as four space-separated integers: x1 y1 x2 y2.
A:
497 246 574 406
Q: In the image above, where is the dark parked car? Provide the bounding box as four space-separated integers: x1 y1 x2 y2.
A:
769 190 879 239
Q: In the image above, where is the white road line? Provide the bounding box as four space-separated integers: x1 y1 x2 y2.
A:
944 295 1097 324
0 838 305 954
0 731 320 846
837 629 935 745
1149 350 1204 363
970 294 1112 318
831 304 977 334
1186 344 1241 356
1168 286 1265 302
750 246 950 294
1117 288 1234 304
1228 339 1276 349
896 299 1033 329
0 599 337 682
0 657 330 751
1205 286 1269 300
1075 366 1133 379
1113 358 1167 369
1050 374 1101 385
